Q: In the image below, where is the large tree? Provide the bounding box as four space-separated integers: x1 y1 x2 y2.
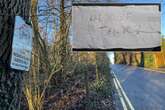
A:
140 52 145 67
0 0 31 109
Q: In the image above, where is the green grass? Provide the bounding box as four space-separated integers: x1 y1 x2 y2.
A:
144 54 155 68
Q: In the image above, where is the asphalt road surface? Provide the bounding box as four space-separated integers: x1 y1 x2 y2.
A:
111 64 165 110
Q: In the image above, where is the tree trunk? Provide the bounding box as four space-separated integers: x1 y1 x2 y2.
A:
95 53 100 82
129 53 133 66
135 53 140 66
122 53 127 64
84 64 89 110
0 0 31 109
140 52 145 67
114 52 117 64
52 0 71 84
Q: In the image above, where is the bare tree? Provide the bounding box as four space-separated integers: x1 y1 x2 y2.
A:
122 52 127 64
129 53 133 66
140 52 145 67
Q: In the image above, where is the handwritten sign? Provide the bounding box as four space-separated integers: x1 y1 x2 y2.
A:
72 5 161 50
10 16 32 71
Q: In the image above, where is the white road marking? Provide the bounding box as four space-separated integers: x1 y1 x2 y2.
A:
113 73 128 110
112 71 135 110
142 67 165 74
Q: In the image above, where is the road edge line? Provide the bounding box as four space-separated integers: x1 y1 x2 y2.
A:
142 67 165 74
112 71 135 110
113 72 128 110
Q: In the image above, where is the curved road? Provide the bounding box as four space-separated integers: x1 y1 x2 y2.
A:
111 64 165 110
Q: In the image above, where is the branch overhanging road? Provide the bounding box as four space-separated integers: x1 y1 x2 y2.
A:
111 64 165 110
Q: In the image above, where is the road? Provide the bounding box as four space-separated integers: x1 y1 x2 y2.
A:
111 64 165 110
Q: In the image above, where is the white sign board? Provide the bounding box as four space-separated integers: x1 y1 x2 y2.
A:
72 5 161 50
10 16 32 71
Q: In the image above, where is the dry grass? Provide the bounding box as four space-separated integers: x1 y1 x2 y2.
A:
24 86 44 110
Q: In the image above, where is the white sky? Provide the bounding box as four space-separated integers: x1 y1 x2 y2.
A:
108 52 115 64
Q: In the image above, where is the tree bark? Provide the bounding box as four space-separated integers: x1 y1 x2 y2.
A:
135 53 140 66
129 53 133 66
0 0 31 109
95 53 101 82
122 53 127 64
52 0 71 84
140 52 145 67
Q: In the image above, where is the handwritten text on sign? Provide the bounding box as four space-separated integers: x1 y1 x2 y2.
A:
72 5 161 49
